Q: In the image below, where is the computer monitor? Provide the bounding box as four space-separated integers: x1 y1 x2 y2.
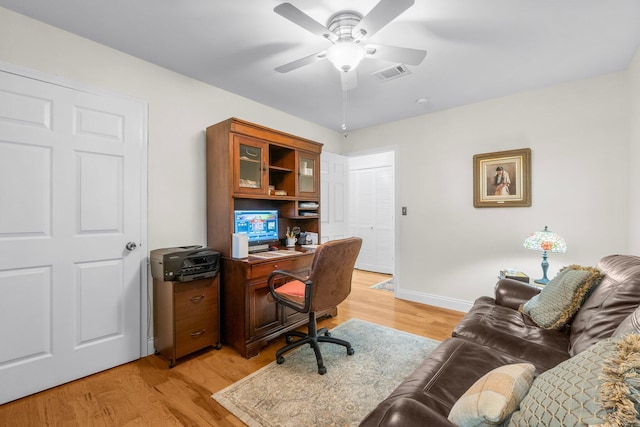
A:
233 210 279 252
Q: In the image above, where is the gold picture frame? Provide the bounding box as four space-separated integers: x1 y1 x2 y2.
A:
473 148 531 208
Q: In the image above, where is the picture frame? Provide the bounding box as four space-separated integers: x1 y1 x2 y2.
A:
473 148 531 208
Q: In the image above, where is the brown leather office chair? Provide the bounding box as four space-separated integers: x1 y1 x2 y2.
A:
267 237 363 375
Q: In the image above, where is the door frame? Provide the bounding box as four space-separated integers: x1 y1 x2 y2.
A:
0 60 150 356
347 146 398 279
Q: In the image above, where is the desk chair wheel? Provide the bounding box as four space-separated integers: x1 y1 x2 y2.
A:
318 366 327 375
347 347 355 356
286 336 294 344
277 356 285 364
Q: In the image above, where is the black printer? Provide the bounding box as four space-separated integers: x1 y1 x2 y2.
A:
150 246 220 282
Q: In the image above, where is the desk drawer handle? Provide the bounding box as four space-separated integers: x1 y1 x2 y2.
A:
190 329 206 337
190 295 205 303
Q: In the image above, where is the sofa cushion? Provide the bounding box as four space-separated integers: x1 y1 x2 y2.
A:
448 363 535 427
569 255 640 356
521 265 602 330
613 305 640 337
452 296 571 372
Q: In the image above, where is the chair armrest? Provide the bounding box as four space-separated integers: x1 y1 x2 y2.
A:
267 270 311 312
267 269 309 285
494 278 541 310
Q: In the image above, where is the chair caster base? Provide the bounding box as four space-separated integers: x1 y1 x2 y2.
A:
277 356 285 364
347 347 355 356
318 366 327 375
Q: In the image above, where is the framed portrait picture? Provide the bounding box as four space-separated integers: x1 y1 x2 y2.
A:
473 148 531 208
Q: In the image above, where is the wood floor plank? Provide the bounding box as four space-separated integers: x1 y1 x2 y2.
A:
0 270 465 426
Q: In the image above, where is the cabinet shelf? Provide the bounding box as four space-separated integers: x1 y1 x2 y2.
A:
269 165 294 173
240 157 260 164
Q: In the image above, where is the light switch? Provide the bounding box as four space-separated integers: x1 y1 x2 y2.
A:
402 206 407 215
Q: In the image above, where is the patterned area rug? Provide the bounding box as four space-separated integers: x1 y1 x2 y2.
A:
212 318 439 427
370 278 394 291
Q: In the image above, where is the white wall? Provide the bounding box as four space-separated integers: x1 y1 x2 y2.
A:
343 69 634 310
628 48 640 255
0 7 342 251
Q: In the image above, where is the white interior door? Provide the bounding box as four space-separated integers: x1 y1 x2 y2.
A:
349 152 394 274
0 67 146 404
320 152 348 243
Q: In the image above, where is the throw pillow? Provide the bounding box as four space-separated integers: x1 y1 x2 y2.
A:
507 335 640 426
521 265 602 330
447 363 536 427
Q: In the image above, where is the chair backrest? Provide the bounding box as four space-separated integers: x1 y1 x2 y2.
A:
307 237 363 311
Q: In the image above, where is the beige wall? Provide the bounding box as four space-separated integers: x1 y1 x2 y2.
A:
628 47 640 255
344 67 635 309
2 6 638 310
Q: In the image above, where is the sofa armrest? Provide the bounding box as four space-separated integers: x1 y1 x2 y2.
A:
359 397 455 427
494 279 540 310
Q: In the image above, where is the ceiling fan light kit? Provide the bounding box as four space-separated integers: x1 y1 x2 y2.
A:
326 42 365 72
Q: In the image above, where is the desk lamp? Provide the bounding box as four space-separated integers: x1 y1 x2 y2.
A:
523 226 567 285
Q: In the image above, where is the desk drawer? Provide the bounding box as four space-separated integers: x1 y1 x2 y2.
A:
174 280 218 358
174 281 216 317
249 255 312 280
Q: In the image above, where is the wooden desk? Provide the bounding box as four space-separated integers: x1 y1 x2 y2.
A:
221 248 337 358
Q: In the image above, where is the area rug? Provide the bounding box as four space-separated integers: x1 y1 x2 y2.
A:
370 278 394 291
212 318 439 427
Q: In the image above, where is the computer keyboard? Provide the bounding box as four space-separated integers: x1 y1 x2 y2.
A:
251 250 302 258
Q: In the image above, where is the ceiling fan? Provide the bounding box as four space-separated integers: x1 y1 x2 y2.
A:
274 0 427 90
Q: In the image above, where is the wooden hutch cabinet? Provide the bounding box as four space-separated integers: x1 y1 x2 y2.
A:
205 118 331 358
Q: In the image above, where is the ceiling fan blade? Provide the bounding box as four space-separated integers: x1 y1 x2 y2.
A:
340 70 358 91
274 3 338 42
353 0 414 40
275 51 327 73
365 43 426 66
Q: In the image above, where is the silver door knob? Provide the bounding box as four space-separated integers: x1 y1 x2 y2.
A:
125 241 137 251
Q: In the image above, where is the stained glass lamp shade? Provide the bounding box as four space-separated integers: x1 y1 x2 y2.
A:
523 226 567 285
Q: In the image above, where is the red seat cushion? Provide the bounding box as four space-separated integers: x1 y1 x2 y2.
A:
275 280 306 304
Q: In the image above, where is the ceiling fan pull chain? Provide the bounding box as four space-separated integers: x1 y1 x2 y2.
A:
341 87 348 136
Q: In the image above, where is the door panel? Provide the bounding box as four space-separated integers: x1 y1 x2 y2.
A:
0 68 145 404
349 154 395 274
320 152 348 243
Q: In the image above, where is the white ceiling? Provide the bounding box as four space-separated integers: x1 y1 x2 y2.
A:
2 0 640 132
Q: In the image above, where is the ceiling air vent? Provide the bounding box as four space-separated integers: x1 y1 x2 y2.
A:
372 64 411 82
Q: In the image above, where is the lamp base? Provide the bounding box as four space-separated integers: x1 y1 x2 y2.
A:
535 251 550 285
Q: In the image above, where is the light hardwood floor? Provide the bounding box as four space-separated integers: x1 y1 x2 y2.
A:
0 270 465 426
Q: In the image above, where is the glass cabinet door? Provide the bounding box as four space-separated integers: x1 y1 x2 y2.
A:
234 136 267 195
298 152 318 197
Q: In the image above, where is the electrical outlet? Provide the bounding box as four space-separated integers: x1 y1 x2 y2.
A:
402 206 407 215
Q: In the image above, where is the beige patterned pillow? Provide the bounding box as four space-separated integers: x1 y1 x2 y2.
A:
448 363 536 427
521 265 602 330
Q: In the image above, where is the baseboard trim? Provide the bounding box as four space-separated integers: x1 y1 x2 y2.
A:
395 289 473 313
146 338 155 356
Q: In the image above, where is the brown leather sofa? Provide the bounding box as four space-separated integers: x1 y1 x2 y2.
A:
359 254 640 426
